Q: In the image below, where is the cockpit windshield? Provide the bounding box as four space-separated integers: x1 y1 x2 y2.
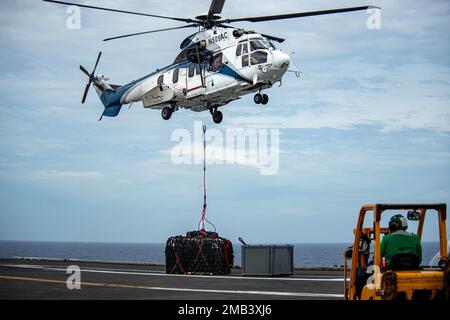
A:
251 38 276 51
250 40 267 52
260 39 276 50
236 37 275 66
250 51 268 65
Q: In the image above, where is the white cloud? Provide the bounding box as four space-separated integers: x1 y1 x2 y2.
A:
227 61 450 131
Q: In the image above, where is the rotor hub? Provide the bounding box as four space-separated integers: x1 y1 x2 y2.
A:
195 13 221 21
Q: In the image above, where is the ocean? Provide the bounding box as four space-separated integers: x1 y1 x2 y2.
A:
0 241 442 268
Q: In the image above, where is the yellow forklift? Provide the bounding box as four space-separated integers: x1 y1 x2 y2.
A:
343 203 449 300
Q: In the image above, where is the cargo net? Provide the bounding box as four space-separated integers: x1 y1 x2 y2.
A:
165 125 233 275
165 231 234 275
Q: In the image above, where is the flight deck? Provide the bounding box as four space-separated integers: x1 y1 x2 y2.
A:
0 258 343 300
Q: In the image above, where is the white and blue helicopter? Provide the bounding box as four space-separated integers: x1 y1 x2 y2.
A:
44 0 378 123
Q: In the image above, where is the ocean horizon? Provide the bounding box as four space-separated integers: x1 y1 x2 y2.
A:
0 240 442 268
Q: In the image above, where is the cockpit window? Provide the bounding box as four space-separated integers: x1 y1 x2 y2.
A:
250 51 268 65
172 68 179 83
242 43 249 55
261 39 276 50
242 55 249 67
157 74 164 85
236 44 242 57
250 40 267 52
188 63 195 78
211 52 222 71
238 40 269 67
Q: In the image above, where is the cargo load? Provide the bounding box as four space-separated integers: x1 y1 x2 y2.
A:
166 231 234 275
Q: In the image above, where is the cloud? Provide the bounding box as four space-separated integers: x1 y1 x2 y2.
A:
226 61 450 132
0 0 449 242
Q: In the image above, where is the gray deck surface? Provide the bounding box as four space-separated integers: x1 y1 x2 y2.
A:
0 259 344 300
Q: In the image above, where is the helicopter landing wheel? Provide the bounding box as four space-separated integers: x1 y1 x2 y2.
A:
261 94 269 105
212 110 223 124
254 93 263 104
161 106 172 120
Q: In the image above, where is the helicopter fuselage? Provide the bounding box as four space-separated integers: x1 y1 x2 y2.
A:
93 27 290 122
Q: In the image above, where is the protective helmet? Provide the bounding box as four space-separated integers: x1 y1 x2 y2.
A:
389 214 408 232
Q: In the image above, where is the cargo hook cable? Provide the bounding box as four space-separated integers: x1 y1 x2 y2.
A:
198 124 216 234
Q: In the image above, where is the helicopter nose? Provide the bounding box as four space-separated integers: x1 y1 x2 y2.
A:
272 50 290 72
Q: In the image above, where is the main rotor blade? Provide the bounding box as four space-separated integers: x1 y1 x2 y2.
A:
208 0 225 19
92 51 102 75
43 0 195 23
220 6 380 23
103 24 198 42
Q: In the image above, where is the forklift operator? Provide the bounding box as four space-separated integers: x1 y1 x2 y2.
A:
380 214 422 269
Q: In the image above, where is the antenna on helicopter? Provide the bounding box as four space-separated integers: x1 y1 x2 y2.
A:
79 51 102 104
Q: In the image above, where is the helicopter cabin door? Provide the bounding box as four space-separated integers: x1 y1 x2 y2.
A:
186 62 205 99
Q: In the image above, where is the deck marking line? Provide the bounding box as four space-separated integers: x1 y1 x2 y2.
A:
0 264 347 282
0 275 343 298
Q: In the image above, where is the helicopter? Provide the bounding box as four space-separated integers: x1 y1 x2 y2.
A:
44 0 379 123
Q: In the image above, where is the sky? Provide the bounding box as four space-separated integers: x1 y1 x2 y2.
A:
0 0 449 244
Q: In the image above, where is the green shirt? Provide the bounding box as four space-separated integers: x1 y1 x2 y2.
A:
380 230 422 268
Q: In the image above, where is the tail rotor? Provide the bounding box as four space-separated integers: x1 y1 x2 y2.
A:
80 51 102 104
